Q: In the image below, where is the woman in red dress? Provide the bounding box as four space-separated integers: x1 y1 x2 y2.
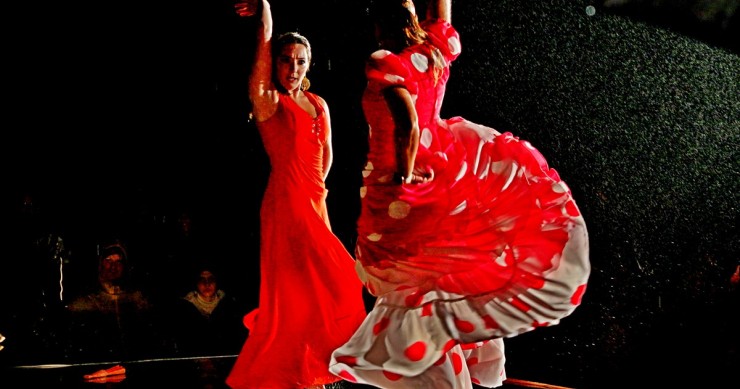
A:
329 1 591 388
227 1 367 388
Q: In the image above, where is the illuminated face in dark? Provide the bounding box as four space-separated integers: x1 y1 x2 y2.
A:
276 43 310 92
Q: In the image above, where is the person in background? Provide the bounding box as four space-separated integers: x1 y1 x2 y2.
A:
67 240 151 314
226 1 367 388
65 239 168 362
169 263 247 357
329 1 591 388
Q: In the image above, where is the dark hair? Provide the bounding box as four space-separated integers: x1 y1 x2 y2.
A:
98 240 127 263
272 31 312 92
369 0 446 84
369 0 427 51
192 262 219 282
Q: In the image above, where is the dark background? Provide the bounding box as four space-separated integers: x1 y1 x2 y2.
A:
2 1 738 388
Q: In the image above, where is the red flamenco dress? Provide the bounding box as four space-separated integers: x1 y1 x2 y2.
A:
226 92 367 389
329 19 590 389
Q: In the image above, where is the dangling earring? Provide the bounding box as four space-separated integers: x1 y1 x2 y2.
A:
301 77 311 91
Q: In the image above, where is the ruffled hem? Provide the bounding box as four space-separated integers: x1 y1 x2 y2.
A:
336 117 590 388
331 213 586 383
330 336 507 389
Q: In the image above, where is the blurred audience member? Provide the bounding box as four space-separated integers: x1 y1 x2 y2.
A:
67 240 150 313
64 239 170 361
168 263 248 357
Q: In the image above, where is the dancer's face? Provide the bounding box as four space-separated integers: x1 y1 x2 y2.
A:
276 43 310 92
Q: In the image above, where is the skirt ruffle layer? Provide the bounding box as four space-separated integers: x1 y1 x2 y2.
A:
331 117 590 388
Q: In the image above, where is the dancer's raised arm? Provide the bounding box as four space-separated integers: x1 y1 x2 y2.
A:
236 0 277 121
426 0 451 23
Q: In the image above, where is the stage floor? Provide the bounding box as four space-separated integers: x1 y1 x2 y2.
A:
4 355 558 389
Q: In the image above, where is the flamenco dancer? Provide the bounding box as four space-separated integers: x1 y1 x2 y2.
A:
329 1 591 388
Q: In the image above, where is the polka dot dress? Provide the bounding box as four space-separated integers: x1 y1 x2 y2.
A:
329 20 590 389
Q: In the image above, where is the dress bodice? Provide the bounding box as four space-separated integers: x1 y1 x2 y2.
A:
361 19 462 182
257 92 328 193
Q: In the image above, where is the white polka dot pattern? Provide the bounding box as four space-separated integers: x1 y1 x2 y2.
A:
420 128 433 148
411 52 429 72
448 36 461 55
388 201 411 219
332 18 589 389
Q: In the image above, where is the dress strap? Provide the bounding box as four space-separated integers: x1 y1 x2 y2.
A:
303 91 324 119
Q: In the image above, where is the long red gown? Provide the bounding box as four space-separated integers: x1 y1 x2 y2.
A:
329 19 591 389
226 92 367 389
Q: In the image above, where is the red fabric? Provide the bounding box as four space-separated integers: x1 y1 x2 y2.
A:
226 92 367 389
330 20 590 389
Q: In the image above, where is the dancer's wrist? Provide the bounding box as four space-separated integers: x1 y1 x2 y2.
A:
393 172 413 184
